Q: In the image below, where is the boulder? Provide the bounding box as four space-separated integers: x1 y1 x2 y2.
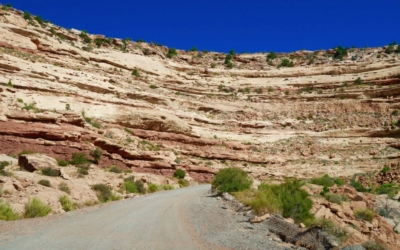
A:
18 154 60 175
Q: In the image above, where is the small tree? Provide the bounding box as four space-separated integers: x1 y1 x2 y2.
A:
174 169 186 179
212 167 253 193
90 147 102 164
189 46 198 52
354 77 363 85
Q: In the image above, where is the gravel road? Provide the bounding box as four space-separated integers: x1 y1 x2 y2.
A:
0 185 289 250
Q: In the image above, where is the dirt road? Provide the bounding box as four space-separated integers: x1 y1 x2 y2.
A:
0 185 286 250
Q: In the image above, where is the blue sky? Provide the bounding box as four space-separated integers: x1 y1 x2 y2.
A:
4 0 399 53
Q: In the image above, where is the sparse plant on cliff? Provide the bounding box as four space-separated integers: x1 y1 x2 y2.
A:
58 182 71 194
362 240 388 250
392 110 398 116
131 69 140 77
34 15 45 27
1 3 12 11
65 103 71 111
90 147 102 164
24 198 51 218
173 169 186 179
0 161 11 176
122 38 131 51
22 102 37 112
23 11 32 21
189 46 197 52
109 165 122 173
6 79 13 87
79 30 92 44
333 45 348 60
94 38 104 48
178 179 190 187
266 51 277 61
385 42 397 54
166 48 177 58
354 208 375 222
69 152 89 166
305 218 348 242
278 58 294 68
354 77 363 85
212 167 253 193
59 195 77 212
38 179 51 187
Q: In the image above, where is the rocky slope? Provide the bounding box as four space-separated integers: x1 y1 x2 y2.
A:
0 5 400 249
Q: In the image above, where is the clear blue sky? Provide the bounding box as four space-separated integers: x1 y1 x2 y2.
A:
4 0 399 53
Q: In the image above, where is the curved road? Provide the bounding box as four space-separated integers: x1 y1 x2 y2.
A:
0 185 214 250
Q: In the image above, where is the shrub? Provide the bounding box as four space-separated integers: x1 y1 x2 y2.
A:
109 165 122 173
258 179 314 223
166 48 177 58
374 183 399 196
57 159 68 167
69 152 89 166
162 185 174 190
58 182 70 194
38 179 51 187
79 30 92 44
148 183 159 193
333 46 348 60
90 147 102 164
266 51 277 61
134 180 146 194
235 188 283 215
362 240 388 250
149 84 157 89
0 200 20 221
23 11 32 20
324 193 344 205
178 179 190 187
24 198 51 218
59 195 75 212
212 167 253 193
0 161 11 176
173 169 186 179
123 179 138 194
1 4 12 11
132 69 140 77
350 181 367 192
210 63 216 68
354 208 375 222
310 174 335 187
381 166 391 173
354 77 363 85
278 58 294 68
306 218 348 242
189 46 197 52
392 110 399 116
41 167 59 177
92 183 120 203
77 166 89 176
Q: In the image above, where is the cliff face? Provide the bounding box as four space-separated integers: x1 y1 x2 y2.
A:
1 7 400 183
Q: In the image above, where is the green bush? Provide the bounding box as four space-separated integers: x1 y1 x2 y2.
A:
90 147 102 164
58 182 70 194
162 185 174 190
212 167 252 193
333 46 348 60
354 77 363 85
324 193 344 205
24 198 51 218
381 166 391 173
266 51 277 61
362 240 388 250
77 166 89 176
258 179 314 223
278 58 294 68
57 159 68 167
392 110 399 116
189 46 197 52
123 179 138 194
132 69 140 77
38 179 51 187
134 180 147 194
79 30 92 44
350 181 367 192
0 161 11 176
374 183 399 196
109 165 122 173
235 188 283 215
305 218 348 242
178 179 190 187
23 11 32 20
310 174 335 187
59 195 75 212
41 167 59 177
148 183 159 193
0 200 20 221
166 48 177 58
173 169 186 179
92 183 120 203
354 208 375 222
69 152 89 166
